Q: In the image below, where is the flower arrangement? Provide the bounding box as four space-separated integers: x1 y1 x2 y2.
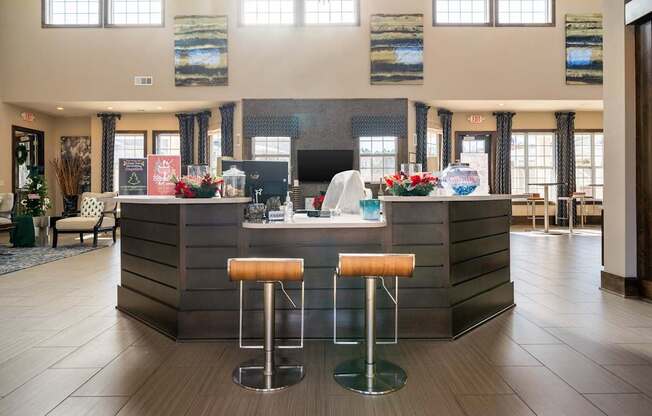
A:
171 174 223 199
20 169 52 216
312 192 326 210
384 172 439 197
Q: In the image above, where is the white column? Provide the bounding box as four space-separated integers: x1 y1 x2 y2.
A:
602 0 637 279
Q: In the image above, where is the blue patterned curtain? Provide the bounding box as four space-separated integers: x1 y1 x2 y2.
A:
196 110 212 165
437 109 453 168
493 112 516 194
555 112 577 223
415 103 430 171
220 103 235 157
176 113 195 170
351 116 407 137
97 113 121 192
243 116 300 138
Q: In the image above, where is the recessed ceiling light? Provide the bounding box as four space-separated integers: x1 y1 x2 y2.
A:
56 107 64 111
107 106 113 110
156 106 163 110
498 103 505 107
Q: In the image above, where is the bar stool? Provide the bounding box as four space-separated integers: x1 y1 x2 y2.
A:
228 258 305 392
556 196 573 231
526 193 545 229
572 192 589 227
332 253 415 395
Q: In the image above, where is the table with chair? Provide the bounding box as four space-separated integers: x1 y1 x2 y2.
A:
53 191 118 248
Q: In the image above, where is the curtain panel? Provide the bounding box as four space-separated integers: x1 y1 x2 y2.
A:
97 113 121 193
351 115 407 138
196 111 212 165
493 112 516 194
415 103 430 171
176 113 196 170
220 103 235 157
243 115 301 138
437 109 453 168
555 112 577 223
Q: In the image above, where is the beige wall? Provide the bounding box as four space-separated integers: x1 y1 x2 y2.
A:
0 0 602 104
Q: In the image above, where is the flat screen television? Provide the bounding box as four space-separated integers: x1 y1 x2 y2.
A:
298 150 354 182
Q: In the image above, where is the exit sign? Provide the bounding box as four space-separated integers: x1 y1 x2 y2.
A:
467 114 485 124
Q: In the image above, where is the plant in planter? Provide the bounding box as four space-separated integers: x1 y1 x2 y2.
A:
312 192 326 210
384 172 440 197
51 156 84 215
171 174 224 199
20 169 52 237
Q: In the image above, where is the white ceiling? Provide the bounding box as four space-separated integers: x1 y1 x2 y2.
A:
12 101 221 117
428 100 604 112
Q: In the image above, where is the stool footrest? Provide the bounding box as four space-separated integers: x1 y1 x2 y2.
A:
233 359 305 392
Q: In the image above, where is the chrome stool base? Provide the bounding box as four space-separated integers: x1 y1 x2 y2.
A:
233 359 305 392
333 358 407 395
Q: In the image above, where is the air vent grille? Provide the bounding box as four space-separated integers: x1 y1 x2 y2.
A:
134 76 153 86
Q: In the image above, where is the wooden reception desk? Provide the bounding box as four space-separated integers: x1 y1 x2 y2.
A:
115 195 514 340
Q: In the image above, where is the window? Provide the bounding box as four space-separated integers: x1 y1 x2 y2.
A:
210 130 222 174
114 132 146 191
496 0 554 26
43 0 102 26
242 0 295 26
510 132 555 197
462 138 486 153
434 0 491 25
153 131 180 155
575 132 603 199
359 136 397 183
304 0 357 25
252 137 292 177
427 129 442 171
106 0 163 26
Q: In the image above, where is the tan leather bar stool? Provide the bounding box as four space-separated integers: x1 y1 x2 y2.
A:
228 258 305 392
333 253 415 395
526 193 544 230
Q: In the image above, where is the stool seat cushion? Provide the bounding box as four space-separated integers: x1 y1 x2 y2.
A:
0 217 11 225
338 254 415 278
228 258 304 282
56 216 115 231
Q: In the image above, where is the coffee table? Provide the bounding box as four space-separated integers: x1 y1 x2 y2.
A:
0 223 16 256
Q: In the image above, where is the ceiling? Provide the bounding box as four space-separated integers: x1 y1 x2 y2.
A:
428 100 604 112
12 101 221 117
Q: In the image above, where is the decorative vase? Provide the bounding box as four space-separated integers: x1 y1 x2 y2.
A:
62 195 79 216
441 163 480 196
359 199 381 220
195 185 218 198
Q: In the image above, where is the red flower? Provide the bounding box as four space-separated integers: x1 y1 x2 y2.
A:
313 194 325 210
385 178 394 187
410 175 422 186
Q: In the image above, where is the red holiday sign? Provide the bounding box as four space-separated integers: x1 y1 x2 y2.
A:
147 155 181 196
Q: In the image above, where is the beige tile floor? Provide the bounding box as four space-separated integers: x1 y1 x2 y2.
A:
0 228 651 415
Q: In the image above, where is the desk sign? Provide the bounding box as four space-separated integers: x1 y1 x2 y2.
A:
118 158 147 195
147 155 181 196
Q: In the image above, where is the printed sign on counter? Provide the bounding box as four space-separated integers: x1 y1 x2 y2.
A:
118 158 148 195
147 155 181 196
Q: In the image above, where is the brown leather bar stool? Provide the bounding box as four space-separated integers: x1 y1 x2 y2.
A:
228 258 305 392
333 253 415 395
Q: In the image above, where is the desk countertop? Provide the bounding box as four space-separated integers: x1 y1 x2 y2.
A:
114 196 251 204
378 194 516 202
242 214 386 229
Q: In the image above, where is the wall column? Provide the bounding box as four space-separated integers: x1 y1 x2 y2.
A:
601 0 638 295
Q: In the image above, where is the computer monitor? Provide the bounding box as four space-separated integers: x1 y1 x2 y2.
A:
222 160 289 203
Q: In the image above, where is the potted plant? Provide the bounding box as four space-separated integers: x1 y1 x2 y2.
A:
19 169 52 237
384 172 440 197
171 174 223 198
51 156 84 216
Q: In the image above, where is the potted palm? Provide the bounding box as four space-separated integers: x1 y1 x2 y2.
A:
51 156 84 216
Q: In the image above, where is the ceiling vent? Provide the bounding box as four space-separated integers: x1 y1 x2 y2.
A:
134 76 153 86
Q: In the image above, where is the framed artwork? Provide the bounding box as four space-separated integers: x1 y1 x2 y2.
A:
175 15 228 86
566 13 603 85
60 136 91 193
370 14 424 85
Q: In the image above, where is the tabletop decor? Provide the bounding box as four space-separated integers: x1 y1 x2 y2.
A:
441 163 480 196
359 199 381 221
384 172 439 197
172 174 223 199
51 156 84 216
312 192 326 210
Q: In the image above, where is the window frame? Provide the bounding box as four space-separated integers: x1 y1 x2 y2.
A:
510 129 557 196
42 0 104 28
152 130 180 155
574 129 604 199
209 129 222 174
303 0 360 27
427 128 443 171
359 136 398 184
494 0 556 27
113 130 147 191
432 0 494 27
239 0 360 27
104 0 165 28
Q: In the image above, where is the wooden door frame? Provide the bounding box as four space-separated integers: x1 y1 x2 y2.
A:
11 125 45 193
454 131 496 194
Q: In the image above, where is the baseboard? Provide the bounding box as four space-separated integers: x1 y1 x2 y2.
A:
600 271 639 298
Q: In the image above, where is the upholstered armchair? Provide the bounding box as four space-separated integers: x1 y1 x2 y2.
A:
53 192 118 248
0 193 14 226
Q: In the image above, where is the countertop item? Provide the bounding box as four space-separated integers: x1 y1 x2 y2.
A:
115 196 251 204
243 213 386 229
378 194 515 202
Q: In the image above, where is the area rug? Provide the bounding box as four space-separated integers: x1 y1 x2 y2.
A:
0 245 106 276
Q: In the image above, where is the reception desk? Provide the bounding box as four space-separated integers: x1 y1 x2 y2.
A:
116 195 514 340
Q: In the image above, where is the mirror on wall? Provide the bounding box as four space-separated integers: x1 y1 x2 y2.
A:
12 126 45 192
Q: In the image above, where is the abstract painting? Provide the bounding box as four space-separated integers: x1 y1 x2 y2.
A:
370 14 423 85
566 14 603 85
60 136 91 193
175 15 228 87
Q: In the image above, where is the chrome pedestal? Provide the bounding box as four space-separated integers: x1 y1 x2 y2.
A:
333 277 407 395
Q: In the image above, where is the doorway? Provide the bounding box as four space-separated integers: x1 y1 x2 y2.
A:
455 132 494 194
12 126 45 193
